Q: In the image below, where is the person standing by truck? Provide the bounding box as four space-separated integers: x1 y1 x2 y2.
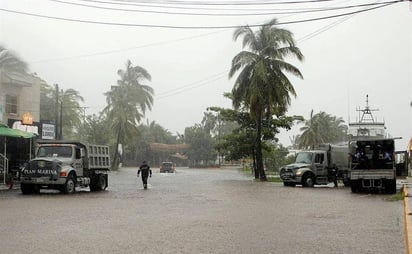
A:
137 161 152 189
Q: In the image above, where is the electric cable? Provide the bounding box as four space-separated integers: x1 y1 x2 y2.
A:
48 0 399 17
0 1 403 29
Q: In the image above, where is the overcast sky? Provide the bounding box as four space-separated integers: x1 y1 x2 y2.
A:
1 0 411 149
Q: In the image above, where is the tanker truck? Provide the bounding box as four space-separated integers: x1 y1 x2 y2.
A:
280 144 350 187
20 141 110 194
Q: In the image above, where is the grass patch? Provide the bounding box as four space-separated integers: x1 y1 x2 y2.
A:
267 176 282 182
386 192 404 201
239 166 282 182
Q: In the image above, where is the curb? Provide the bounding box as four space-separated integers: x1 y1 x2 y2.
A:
404 184 411 254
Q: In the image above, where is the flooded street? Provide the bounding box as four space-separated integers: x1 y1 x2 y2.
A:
0 167 405 254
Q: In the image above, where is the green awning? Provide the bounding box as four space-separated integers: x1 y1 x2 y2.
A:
0 125 35 138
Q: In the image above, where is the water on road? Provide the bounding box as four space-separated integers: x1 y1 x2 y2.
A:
0 167 405 254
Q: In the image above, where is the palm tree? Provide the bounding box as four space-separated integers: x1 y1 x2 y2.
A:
104 60 154 170
229 18 303 180
40 83 84 140
0 45 27 73
298 110 347 149
298 110 320 150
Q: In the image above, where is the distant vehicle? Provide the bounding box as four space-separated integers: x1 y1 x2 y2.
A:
160 162 175 173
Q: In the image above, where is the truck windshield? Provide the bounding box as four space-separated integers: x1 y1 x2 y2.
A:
295 152 313 164
37 146 72 158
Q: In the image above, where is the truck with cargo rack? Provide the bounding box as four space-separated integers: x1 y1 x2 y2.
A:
19 141 110 194
349 138 408 194
280 144 350 187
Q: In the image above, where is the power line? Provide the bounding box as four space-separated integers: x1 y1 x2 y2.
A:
84 0 337 7
297 12 354 42
0 1 403 29
76 0 356 12
155 70 229 100
49 0 401 17
29 30 227 63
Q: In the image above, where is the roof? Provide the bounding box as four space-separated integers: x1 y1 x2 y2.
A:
149 143 188 153
2 71 33 87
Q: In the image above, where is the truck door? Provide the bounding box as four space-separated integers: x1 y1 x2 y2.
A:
74 147 84 176
314 153 326 176
395 151 408 177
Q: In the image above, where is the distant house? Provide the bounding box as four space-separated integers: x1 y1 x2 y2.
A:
0 70 44 181
0 70 42 130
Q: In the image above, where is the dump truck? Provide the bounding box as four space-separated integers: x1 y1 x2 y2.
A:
280 144 350 187
20 141 110 194
349 138 408 194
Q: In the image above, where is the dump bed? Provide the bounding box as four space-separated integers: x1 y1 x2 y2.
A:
87 144 110 170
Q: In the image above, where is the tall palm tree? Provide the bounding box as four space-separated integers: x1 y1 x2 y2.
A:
229 18 303 180
0 45 27 73
104 60 154 170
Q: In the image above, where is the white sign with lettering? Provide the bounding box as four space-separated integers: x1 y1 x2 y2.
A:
42 123 55 140
12 121 39 135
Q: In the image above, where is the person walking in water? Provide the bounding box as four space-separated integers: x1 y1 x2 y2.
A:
137 161 152 189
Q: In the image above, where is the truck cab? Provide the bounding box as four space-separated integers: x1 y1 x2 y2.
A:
280 150 335 187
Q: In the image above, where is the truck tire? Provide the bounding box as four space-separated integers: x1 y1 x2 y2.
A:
97 174 107 191
32 185 41 194
343 178 351 187
283 182 296 187
21 183 33 195
385 180 396 194
62 175 76 194
350 180 360 193
302 174 315 187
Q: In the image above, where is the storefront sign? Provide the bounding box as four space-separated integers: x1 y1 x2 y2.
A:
41 123 55 140
12 121 39 135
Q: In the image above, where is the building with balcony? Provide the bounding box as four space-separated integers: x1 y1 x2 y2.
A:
0 70 41 127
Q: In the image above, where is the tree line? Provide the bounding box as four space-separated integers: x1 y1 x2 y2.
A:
1 18 348 177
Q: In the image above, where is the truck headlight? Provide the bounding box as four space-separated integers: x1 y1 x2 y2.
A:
295 170 303 176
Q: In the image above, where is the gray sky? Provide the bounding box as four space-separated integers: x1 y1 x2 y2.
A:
1 0 411 149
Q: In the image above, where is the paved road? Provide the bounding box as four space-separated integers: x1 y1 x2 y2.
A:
0 167 405 254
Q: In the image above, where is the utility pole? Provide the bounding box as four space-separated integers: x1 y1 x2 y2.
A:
54 84 60 140
59 91 63 140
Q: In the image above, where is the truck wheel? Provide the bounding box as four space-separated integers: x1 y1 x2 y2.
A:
385 180 396 194
283 182 296 187
97 174 107 191
343 178 351 187
302 174 314 187
62 175 76 194
32 185 41 194
350 180 360 193
21 183 33 195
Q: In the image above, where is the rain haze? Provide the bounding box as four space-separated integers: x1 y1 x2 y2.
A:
1 0 411 149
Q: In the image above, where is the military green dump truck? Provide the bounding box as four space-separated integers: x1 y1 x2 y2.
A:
20 141 110 194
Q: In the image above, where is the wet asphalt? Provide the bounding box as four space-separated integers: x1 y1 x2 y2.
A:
0 167 405 254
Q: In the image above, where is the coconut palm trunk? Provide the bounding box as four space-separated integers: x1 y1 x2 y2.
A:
255 115 266 180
